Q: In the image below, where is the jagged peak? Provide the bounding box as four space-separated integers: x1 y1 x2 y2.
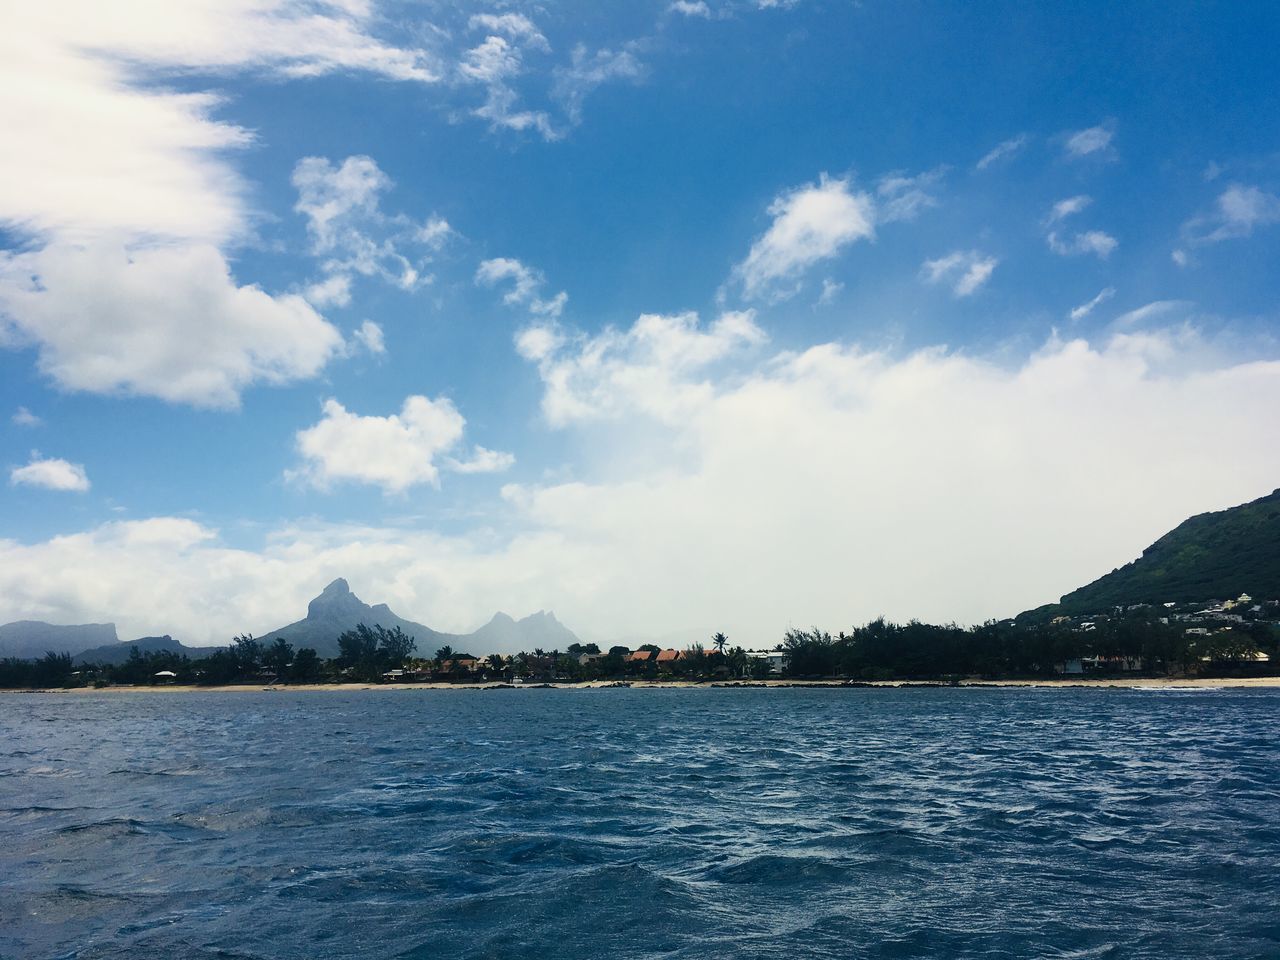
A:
322 578 351 595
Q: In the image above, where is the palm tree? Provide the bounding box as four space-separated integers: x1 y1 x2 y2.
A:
712 632 728 655
435 644 454 664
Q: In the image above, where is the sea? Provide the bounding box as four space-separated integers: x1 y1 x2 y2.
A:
2 687 1278 959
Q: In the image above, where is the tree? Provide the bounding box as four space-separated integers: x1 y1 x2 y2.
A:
487 653 506 676
377 626 415 667
232 634 263 675
712 632 728 655
338 624 381 680
291 648 322 682
265 637 293 680
435 644 455 664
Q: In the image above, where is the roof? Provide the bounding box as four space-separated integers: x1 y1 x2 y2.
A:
656 649 679 662
627 650 653 661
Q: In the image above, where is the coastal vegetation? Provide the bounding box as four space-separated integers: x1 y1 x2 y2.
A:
3 596 1276 689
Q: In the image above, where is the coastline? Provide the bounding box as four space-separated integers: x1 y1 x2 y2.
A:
5 676 1280 694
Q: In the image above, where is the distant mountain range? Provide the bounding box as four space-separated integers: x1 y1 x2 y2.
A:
1025 487 1280 619
0 578 581 662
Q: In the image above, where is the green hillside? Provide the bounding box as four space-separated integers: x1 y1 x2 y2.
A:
1048 488 1280 614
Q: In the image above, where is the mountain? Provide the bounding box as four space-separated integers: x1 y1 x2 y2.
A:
73 635 212 666
255 578 580 658
466 610 581 652
257 578 446 659
0 621 118 660
1029 487 1280 618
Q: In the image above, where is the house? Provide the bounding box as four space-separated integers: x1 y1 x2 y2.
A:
655 649 679 664
626 650 653 663
746 650 787 675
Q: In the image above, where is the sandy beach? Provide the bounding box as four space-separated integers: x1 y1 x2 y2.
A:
6 676 1280 695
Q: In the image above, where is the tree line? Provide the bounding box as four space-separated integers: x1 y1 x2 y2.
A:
2 611 1276 689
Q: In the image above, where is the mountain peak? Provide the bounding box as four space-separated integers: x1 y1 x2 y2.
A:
322 578 351 595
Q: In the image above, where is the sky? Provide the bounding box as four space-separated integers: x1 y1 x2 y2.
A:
2 0 1280 650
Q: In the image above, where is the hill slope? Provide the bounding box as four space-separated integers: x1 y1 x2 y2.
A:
73 635 214 666
1046 487 1280 615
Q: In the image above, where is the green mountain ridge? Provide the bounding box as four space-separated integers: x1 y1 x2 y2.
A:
1028 488 1280 618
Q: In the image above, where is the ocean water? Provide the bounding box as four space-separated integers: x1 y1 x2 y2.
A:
2 688 1278 960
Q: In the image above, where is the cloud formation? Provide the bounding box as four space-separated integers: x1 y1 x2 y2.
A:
10 453 90 493
290 395 511 494
921 250 998 297
733 176 876 300
476 258 568 317
0 243 343 407
4 324 1279 647
0 4 438 408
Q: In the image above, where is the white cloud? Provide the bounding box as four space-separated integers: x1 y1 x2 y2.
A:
305 274 353 308
817 278 844 305
11 407 42 428
1048 195 1092 224
921 250 998 297
467 13 549 49
1047 229 1118 259
5 327 1279 648
1063 123 1115 159
292 155 452 296
10 453 90 492
876 169 944 224
975 134 1028 170
291 395 510 494
733 176 875 300
1113 300 1193 328
519 310 767 426
1171 249 1190 268
351 320 386 355
1068 286 1115 321
459 33 556 139
476 258 568 317
447 446 517 474
1182 184 1280 245
1 4 438 407
553 45 645 125
0 243 343 408
668 1 713 16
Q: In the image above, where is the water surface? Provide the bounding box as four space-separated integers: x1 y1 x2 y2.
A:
2 687 1278 959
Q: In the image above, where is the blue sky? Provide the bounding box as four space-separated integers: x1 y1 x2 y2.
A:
2 1 1279 648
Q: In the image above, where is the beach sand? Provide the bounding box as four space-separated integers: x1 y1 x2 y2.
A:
6 676 1280 694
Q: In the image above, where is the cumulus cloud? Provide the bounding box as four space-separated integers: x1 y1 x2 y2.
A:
1063 122 1115 159
0 243 343 408
0 4 437 407
10 453 90 492
292 155 453 297
920 250 998 297
351 320 386 355
476 258 568 317
519 310 767 426
1068 286 1115 321
976 134 1028 170
4 326 1279 647
1181 183 1280 246
11 407 42 427
290 395 511 494
459 31 556 139
733 176 876 300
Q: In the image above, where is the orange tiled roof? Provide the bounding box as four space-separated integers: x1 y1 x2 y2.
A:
656 649 679 662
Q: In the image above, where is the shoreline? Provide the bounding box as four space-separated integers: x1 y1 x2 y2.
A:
4 676 1280 694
